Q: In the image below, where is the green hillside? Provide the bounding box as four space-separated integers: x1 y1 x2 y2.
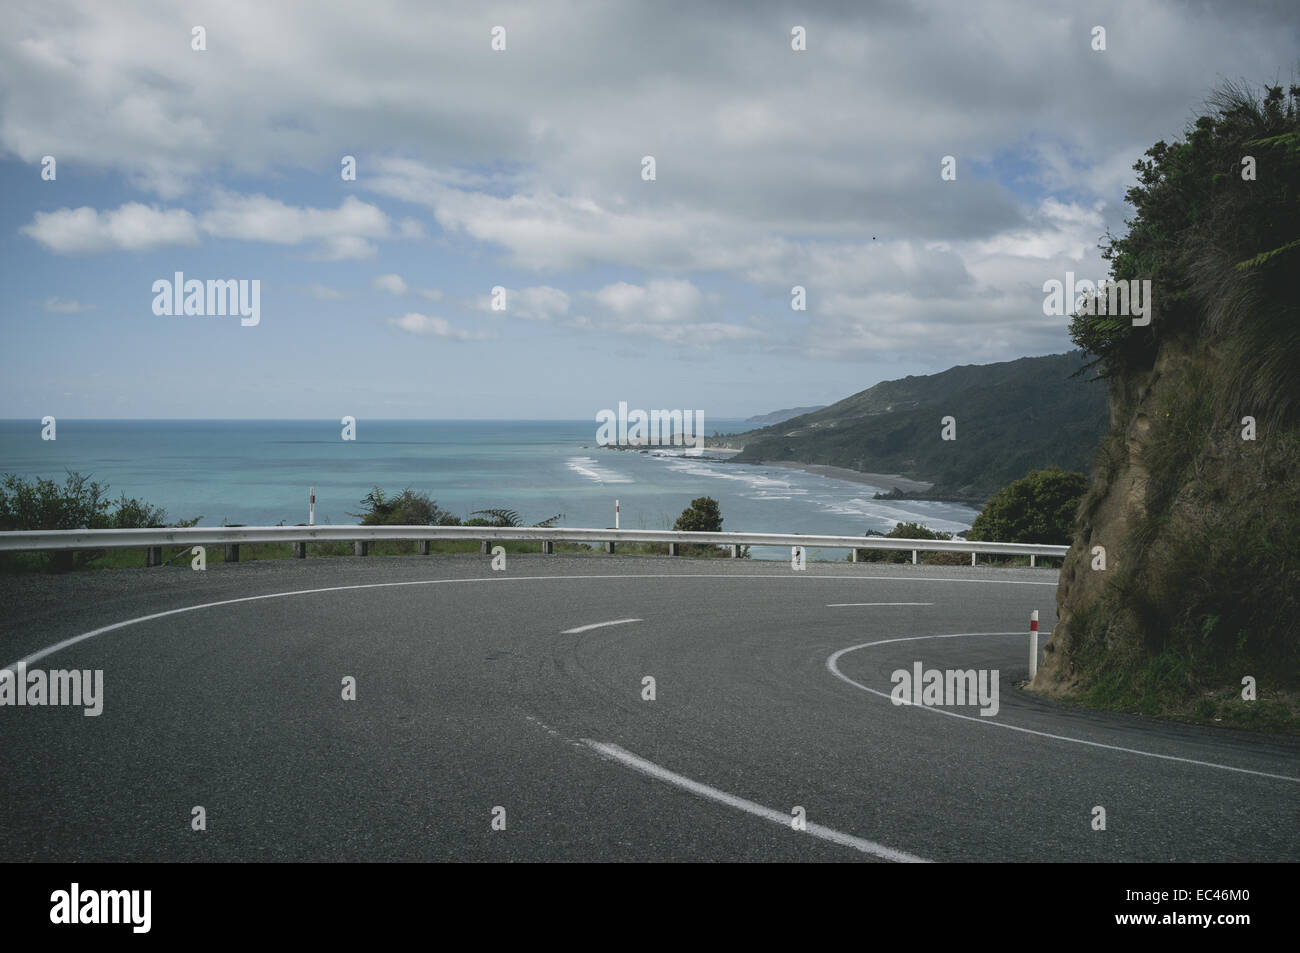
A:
720 351 1109 500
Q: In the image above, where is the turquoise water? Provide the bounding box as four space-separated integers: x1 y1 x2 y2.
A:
0 420 979 552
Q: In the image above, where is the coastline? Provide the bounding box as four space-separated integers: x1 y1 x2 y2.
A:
747 459 935 494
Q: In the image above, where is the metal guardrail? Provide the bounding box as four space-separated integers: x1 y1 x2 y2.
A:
0 525 1068 565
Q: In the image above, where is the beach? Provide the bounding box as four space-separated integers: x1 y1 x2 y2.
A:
748 460 934 493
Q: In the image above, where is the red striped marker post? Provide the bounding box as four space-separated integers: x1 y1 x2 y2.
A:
1029 610 1039 679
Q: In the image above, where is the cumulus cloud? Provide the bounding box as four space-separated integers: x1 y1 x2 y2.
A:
200 194 395 260
388 312 491 340
475 285 569 320
566 279 759 345
21 203 200 253
372 273 409 295
41 296 93 313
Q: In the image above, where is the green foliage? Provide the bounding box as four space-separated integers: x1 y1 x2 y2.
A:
670 496 744 556
0 472 198 571
968 467 1088 544
353 487 460 526
855 521 953 563
1071 81 1300 397
468 508 565 528
673 496 723 533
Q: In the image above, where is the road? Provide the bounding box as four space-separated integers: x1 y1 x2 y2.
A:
1 555 1295 862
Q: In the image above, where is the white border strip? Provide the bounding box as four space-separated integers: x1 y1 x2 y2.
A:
827 633 1299 784
2 572 1053 671
561 618 642 634
583 740 929 862
827 602 934 607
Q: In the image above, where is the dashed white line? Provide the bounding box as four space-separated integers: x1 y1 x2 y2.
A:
827 602 934 607
827 633 1299 784
561 618 643 634
582 739 929 863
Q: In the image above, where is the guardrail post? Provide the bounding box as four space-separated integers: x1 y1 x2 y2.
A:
604 541 615 554
851 548 859 562
971 552 976 566
292 542 306 558
541 540 554 554
911 549 918 565
1030 554 1036 568
146 546 162 567
730 544 739 558
480 540 491 555
354 541 368 556
418 540 430 556
668 542 679 556
224 543 240 563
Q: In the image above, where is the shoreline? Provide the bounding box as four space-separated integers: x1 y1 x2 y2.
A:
745 459 936 494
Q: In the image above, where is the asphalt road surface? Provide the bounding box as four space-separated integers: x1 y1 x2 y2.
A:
2 555 1296 862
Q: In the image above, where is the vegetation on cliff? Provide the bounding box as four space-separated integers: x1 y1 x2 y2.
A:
1037 80 1300 731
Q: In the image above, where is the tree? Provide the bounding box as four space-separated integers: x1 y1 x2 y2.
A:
673 497 723 533
967 467 1087 544
856 521 953 563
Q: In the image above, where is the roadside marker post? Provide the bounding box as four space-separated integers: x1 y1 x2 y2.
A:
1029 610 1040 679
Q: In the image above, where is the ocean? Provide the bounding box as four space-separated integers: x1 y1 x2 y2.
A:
0 419 980 555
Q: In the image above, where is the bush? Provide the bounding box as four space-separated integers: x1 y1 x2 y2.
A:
854 521 953 563
0 472 197 571
353 487 459 526
968 467 1087 544
674 496 723 533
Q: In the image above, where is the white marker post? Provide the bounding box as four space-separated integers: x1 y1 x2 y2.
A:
1029 610 1039 680
615 499 620 530
309 487 316 526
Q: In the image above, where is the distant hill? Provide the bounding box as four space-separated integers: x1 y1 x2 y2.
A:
717 351 1109 500
742 405 825 427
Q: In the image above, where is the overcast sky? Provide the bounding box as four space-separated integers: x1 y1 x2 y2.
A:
1 0 1295 419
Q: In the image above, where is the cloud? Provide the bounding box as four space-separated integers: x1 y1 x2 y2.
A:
388 312 491 340
21 202 200 253
568 279 759 345
305 283 343 300
372 273 409 295
586 279 704 324
41 296 93 313
475 285 569 320
20 193 411 260
200 194 394 260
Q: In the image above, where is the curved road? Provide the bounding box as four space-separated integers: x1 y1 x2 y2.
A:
1 555 1296 862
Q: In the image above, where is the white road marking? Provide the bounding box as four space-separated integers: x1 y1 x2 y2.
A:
561 618 642 634
3 572 1054 670
583 740 929 863
827 633 1299 784
827 602 934 607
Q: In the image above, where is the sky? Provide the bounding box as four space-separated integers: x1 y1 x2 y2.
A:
1 0 1296 419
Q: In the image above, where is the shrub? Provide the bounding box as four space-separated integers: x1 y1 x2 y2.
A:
968 467 1088 544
